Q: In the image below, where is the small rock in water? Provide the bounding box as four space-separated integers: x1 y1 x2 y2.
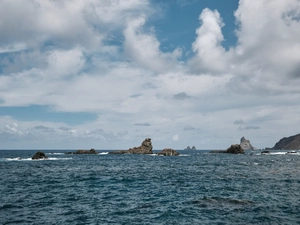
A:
32 151 48 160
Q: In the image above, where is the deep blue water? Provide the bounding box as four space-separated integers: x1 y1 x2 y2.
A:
1 150 300 225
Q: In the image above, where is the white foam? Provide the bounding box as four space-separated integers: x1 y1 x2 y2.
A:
99 152 109 155
6 157 32 161
4 157 72 161
47 157 72 160
48 153 64 155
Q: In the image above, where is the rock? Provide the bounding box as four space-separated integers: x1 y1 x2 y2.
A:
65 148 98 154
184 146 191 150
32 151 48 160
226 144 244 154
210 144 244 154
184 146 196 150
109 138 153 154
268 133 300 150
240 137 256 150
157 148 179 156
261 150 270 154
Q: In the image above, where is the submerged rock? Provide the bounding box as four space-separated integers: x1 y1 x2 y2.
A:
157 148 179 156
210 144 244 154
32 151 48 160
109 138 153 154
65 148 98 154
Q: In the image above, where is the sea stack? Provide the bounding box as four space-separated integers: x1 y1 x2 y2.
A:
109 138 153 154
240 137 256 150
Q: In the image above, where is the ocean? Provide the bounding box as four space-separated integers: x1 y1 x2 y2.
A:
0 150 299 225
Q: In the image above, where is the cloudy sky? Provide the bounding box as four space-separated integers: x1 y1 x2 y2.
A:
0 0 300 150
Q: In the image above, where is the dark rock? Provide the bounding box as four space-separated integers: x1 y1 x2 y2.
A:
210 144 244 154
184 146 191 150
157 148 179 156
184 145 196 150
109 138 153 154
240 137 256 150
65 148 98 154
268 133 300 150
32 151 48 160
261 150 270 154
226 144 244 154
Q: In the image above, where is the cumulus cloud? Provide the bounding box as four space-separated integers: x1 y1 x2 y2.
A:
0 0 300 149
123 16 182 73
189 8 229 73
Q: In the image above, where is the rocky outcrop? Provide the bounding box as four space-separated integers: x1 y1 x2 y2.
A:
210 144 245 154
65 148 98 154
268 133 300 150
184 146 197 150
32 151 48 160
240 137 256 150
109 138 153 154
157 148 179 156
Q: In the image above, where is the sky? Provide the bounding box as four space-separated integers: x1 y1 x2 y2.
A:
0 0 300 150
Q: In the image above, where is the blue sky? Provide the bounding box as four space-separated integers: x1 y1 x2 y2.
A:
0 0 300 149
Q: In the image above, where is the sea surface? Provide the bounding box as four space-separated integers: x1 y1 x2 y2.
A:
0 149 299 225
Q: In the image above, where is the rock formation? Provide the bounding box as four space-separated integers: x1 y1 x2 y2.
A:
184 146 197 150
240 137 256 150
65 148 98 154
210 144 245 154
109 138 153 154
32 151 48 160
268 133 300 150
157 148 179 156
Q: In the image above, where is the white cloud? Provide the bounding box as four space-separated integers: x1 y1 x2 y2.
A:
123 17 182 73
0 0 300 149
189 8 229 73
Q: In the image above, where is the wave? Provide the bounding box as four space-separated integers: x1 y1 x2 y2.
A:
262 151 300 155
3 157 72 161
48 153 64 155
99 152 109 155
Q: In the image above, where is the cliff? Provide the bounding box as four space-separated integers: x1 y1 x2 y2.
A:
268 133 300 150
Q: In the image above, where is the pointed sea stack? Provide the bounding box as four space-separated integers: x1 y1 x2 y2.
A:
240 137 256 150
109 138 153 154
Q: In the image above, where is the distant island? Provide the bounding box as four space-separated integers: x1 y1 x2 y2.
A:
184 146 196 150
266 133 300 150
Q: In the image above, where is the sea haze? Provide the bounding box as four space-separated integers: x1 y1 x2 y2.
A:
1 150 300 224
